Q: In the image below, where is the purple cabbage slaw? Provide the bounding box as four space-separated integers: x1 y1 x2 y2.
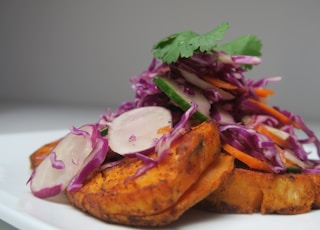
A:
96 50 320 175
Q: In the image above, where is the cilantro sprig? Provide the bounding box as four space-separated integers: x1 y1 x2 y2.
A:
152 22 262 67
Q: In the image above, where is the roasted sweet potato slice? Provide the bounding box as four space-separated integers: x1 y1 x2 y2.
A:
199 168 320 215
66 120 223 226
309 173 320 209
107 153 233 227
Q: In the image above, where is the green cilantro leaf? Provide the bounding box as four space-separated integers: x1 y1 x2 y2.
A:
189 22 229 52
216 34 262 69
152 22 262 66
152 30 198 64
216 34 262 57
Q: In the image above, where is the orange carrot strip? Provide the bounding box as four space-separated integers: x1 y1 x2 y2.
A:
254 88 275 97
202 76 274 98
254 124 289 148
247 98 300 129
222 143 273 172
161 66 170 73
157 125 172 134
201 76 238 90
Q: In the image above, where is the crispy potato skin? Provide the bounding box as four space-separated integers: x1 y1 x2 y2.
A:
66 120 223 226
199 168 320 215
28 121 320 226
92 153 234 227
309 173 320 209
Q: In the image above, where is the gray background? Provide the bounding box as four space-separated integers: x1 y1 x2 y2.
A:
1 1 320 229
1 0 320 121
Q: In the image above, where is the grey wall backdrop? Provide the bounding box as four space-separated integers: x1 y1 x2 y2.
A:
1 0 320 121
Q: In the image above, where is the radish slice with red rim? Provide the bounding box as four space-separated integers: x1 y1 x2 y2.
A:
108 106 172 155
29 124 108 198
67 137 108 191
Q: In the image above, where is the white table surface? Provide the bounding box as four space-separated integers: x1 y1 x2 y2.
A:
1 101 320 229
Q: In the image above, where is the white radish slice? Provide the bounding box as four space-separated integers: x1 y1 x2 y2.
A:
67 137 108 191
29 124 107 198
108 106 172 155
263 125 290 141
179 68 235 100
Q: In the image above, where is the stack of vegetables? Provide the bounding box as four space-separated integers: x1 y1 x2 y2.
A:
99 22 320 174
29 22 320 199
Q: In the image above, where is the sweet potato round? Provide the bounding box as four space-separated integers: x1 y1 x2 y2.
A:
199 168 320 215
66 120 224 226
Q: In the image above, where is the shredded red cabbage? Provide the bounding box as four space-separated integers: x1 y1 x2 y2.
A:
123 153 158 182
49 152 65 170
95 50 320 175
156 103 198 161
66 48 320 191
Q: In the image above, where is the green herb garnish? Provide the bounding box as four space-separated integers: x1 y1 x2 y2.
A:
152 22 262 68
216 34 262 57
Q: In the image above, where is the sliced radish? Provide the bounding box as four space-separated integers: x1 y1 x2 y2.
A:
282 149 307 169
264 125 290 141
179 68 235 100
108 106 172 155
67 137 108 191
29 124 108 198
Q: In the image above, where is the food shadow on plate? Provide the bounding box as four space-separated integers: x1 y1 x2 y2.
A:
45 192 70 204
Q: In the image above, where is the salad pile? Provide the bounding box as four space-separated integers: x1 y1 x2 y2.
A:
29 22 320 199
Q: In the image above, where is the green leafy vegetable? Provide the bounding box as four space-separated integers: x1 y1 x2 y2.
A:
152 30 198 64
216 34 262 57
152 22 262 66
189 22 229 52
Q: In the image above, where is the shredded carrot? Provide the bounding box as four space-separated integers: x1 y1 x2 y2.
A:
157 125 172 134
247 98 300 129
254 124 289 148
254 88 275 97
223 143 273 172
202 76 275 99
161 66 170 74
201 76 238 90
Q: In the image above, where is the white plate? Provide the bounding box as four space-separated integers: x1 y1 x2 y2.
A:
0 130 320 230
